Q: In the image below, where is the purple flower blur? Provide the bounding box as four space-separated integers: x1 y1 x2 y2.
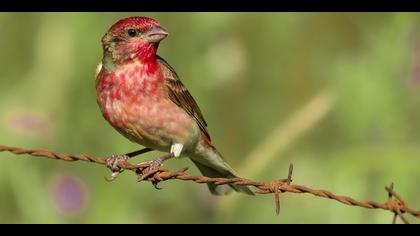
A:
50 175 87 215
6 109 52 136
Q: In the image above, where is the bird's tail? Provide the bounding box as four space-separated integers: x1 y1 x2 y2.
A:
190 144 254 196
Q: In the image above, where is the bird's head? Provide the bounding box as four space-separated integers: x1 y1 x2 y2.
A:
101 16 168 63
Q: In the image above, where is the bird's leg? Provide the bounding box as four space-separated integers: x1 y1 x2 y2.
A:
105 148 153 181
137 144 183 181
125 148 154 158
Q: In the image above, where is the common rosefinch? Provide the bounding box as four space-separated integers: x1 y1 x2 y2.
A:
96 16 253 195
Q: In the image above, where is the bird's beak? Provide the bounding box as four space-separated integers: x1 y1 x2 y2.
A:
146 25 169 43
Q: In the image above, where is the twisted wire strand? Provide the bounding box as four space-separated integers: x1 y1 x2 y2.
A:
1 144 419 223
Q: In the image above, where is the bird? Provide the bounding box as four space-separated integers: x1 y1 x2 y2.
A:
95 16 254 195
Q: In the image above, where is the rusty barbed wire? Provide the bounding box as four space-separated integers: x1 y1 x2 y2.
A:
1 143 419 224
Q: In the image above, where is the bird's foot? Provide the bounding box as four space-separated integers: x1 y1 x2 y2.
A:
137 153 175 181
105 154 129 182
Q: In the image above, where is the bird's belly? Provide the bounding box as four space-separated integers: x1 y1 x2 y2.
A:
98 89 199 151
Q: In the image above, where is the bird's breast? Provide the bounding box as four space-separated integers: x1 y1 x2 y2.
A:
96 62 164 125
96 61 197 149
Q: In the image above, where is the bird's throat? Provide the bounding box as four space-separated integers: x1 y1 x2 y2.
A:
136 43 159 63
103 43 159 72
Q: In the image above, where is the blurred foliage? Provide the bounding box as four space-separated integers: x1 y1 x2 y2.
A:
0 12 419 223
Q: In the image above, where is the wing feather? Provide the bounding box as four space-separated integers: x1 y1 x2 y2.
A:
157 55 211 141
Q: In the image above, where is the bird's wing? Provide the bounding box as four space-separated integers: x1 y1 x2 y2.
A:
157 55 211 141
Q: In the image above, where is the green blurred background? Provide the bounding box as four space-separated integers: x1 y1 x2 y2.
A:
0 12 419 224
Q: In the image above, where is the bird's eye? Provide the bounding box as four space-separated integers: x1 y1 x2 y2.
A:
127 29 138 37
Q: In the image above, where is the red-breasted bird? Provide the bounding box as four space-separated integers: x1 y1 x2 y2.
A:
95 16 254 195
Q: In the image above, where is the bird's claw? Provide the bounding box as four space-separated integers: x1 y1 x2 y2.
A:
105 171 121 182
137 158 164 181
105 154 129 181
152 181 163 190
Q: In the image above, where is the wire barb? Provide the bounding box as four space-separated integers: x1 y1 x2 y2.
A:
0 143 419 223
385 183 410 224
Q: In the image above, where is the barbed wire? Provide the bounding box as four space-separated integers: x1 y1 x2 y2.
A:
1 143 419 224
